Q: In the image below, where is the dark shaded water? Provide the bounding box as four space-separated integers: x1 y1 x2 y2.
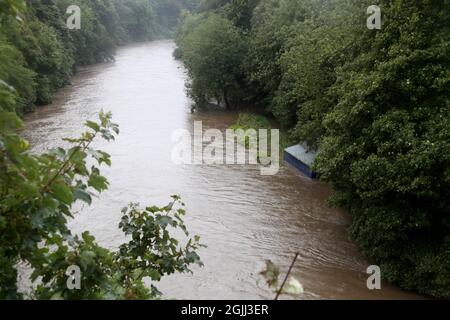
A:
23 40 422 300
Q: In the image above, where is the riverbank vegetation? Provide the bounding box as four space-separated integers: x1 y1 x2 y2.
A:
175 0 450 298
0 1 204 300
230 113 292 159
0 0 199 115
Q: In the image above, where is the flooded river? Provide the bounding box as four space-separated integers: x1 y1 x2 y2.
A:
23 40 422 300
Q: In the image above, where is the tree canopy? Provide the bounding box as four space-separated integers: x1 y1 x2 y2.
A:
176 0 450 298
0 0 200 114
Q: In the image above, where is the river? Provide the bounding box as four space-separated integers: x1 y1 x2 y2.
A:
23 40 422 300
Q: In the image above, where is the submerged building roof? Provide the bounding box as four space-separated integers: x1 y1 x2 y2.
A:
284 144 317 167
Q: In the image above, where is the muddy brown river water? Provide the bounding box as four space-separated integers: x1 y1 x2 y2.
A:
23 40 423 300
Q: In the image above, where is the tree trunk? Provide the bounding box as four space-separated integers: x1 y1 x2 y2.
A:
223 90 231 109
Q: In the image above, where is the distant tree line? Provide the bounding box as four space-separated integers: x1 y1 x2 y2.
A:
175 0 450 298
0 0 200 115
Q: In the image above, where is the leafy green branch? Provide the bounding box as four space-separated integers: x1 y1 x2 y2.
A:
0 109 204 300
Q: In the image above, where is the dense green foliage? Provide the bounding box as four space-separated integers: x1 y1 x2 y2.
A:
177 13 248 108
0 2 204 300
0 0 199 114
176 0 450 297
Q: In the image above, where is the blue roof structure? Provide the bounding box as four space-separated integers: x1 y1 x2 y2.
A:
284 144 318 179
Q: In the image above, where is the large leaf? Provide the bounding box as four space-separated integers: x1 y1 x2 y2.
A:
51 183 73 205
73 188 92 205
88 174 108 192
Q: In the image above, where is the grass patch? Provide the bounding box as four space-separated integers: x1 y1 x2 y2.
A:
229 113 292 164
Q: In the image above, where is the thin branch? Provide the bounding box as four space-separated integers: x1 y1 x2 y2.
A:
275 252 299 300
41 132 96 192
